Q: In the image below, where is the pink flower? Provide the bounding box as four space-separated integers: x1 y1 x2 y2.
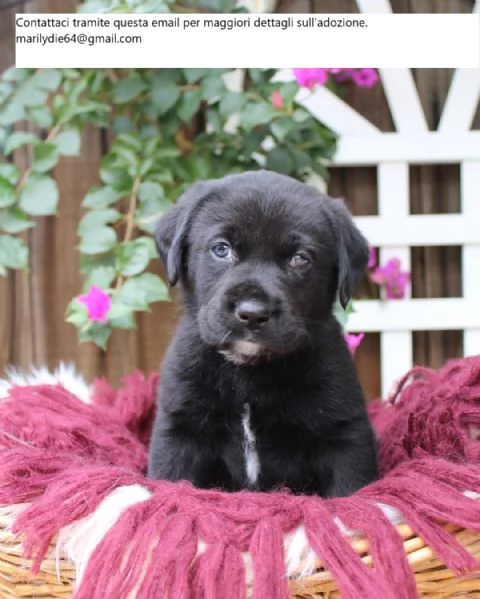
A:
370 258 410 299
77 285 112 324
367 247 377 270
350 68 379 88
293 68 329 89
345 333 364 355
293 68 378 89
270 90 284 110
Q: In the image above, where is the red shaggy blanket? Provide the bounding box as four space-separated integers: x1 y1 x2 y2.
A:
1 357 480 599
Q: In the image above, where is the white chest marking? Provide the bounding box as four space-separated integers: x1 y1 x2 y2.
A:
242 404 260 485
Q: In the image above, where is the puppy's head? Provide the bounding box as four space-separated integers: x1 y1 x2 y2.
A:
155 170 368 364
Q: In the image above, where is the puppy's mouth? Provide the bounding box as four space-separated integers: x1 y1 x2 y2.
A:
219 339 272 366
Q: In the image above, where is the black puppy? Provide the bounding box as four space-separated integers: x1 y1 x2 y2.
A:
148 170 378 497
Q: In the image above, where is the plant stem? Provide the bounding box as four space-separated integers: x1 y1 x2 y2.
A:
115 175 141 290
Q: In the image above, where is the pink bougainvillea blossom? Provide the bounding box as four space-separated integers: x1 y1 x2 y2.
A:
270 90 285 110
349 68 379 88
293 68 329 88
370 258 410 299
77 285 112 324
345 333 365 355
367 247 377 270
293 68 378 89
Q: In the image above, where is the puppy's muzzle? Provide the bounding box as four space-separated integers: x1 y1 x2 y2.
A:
234 299 272 331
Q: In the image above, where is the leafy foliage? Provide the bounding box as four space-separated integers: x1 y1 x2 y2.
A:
0 2 343 349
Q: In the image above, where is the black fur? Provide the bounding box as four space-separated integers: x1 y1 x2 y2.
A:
148 170 378 497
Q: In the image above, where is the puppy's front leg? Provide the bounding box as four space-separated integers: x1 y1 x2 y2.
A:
148 419 227 489
322 426 379 498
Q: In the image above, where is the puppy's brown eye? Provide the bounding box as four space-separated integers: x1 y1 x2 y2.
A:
211 242 232 260
289 253 310 268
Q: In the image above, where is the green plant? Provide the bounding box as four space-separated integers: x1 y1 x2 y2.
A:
4 1 376 350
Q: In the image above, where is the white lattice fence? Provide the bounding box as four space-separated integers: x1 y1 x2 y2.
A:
277 0 480 397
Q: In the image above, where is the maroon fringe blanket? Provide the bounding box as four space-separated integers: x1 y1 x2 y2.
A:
1 356 480 599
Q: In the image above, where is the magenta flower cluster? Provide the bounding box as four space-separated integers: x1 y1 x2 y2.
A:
77 285 112 325
368 249 410 300
293 68 379 89
344 248 410 356
344 333 364 355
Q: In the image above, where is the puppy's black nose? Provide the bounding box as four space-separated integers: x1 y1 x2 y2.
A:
235 300 271 329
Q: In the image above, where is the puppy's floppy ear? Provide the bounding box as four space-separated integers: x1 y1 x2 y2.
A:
325 198 369 309
154 181 212 287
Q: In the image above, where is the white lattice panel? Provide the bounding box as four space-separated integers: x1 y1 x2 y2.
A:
276 0 480 398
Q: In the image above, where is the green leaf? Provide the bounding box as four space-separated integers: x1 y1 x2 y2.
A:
0 207 34 233
152 82 180 115
131 272 169 302
34 69 62 91
201 75 226 101
219 92 245 117
115 133 142 152
54 128 81 156
79 253 116 276
266 147 294 174
184 153 212 180
2 68 31 83
240 102 276 129
32 142 60 174
82 186 123 209
0 176 15 208
0 163 19 186
78 208 122 236
292 108 311 123
134 0 170 11
277 81 300 104
29 105 53 128
138 181 164 204
61 68 82 80
0 101 25 127
115 279 149 310
99 162 133 193
106 302 136 329
0 82 12 105
293 151 311 172
79 322 112 350
136 195 172 234
155 147 181 160
4 132 39 155
112 76 146 103
116 239 151 277
65 300 90 328
113 144 138 168
332 297 354 328
183 69 209 84
79 226 117 255
14 81 49 108
19 174 59 216
270 119 294 142
113 116 133 133
206 108 223 133
84 265 117 290
0 235 28 272
178 90 202 123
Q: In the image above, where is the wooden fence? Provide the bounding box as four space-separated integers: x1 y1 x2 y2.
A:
0 0 478 400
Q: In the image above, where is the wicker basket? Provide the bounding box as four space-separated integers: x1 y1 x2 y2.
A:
1 509 480 599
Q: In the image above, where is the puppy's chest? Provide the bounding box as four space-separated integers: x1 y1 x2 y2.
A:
223 402 318 490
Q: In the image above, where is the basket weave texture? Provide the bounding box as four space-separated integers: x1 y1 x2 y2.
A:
1 357 480 599
1 518 480 598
